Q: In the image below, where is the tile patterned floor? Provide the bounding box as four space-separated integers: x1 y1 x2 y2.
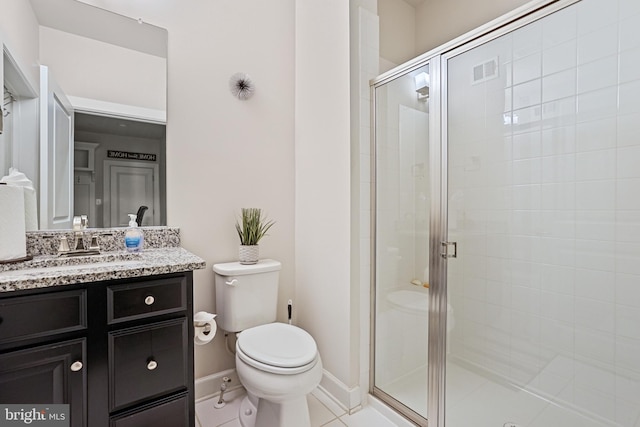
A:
197 360 633 427
382 361 630 427
195 387 401 427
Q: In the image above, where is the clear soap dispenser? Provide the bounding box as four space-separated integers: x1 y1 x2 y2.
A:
124 214 144 252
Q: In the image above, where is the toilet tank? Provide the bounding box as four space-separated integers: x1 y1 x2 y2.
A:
213 259 281 332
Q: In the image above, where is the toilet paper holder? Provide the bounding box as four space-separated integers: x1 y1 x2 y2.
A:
194 311 217 342
194 320 213 335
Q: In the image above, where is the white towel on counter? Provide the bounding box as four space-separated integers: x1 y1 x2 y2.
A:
0 167 38 231
0 184 27 261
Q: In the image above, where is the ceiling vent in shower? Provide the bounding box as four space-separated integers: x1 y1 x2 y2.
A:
472 57 499 84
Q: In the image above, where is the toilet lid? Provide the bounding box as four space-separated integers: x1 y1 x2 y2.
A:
237 323 317 368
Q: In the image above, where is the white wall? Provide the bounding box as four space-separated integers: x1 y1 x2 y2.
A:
350 0 379 406
160 1 297 380
295 0 356 399
377 0 533 69
378 0 415 66
0 0 40 195
39 27 166 111
415 0 531 54
0 0 40 89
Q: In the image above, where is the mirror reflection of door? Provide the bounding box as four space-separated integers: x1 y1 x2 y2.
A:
73 113 166 228
40 65 74 230
104 161 159 227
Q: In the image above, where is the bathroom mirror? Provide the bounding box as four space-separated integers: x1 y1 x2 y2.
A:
29 0 168 229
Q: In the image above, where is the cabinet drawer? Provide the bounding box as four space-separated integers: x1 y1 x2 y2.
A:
107 276 187 324
109 318 188 411
110 393 190 427
0 290 86 346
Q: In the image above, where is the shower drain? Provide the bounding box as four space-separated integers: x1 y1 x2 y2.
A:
503 423 523 427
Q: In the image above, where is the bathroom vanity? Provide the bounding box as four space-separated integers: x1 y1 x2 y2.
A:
0 227 205 427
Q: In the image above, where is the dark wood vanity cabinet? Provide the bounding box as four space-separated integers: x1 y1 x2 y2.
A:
0 272 195 427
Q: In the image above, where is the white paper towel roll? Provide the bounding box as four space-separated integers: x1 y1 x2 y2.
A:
0 169 38 232
0 185 27 261
23 187 38 231
194 311 217 345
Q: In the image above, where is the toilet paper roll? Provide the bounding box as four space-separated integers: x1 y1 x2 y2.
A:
0 185 27 261
194 311 217 345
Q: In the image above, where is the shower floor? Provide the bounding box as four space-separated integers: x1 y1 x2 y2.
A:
382 361 620 427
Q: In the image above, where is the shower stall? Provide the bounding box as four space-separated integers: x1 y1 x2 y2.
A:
371 0 640 426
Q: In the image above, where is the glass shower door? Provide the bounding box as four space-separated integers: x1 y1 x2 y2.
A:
445 0 640 425
372 63 432 423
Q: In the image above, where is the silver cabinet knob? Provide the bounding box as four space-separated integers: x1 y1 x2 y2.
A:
70 361 83 372
144 295 155 306
147 360 158 370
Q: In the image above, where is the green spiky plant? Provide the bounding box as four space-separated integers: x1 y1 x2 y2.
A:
235 208 275 245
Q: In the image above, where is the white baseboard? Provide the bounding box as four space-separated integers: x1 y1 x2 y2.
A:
194 368 242 402
319 369 362 414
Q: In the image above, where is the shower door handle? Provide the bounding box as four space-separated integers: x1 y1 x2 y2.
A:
441 241 457 259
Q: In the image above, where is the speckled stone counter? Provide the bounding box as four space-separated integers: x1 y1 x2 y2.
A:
0 227 206 292
25 226 181 255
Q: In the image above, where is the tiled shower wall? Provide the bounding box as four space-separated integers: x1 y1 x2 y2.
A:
447 0 640 424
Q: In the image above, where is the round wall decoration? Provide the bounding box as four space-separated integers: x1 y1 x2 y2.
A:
229 72 255 100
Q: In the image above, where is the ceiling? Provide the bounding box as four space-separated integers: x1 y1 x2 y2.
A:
28 0 167 58
403 0 426 7
75 113 165 140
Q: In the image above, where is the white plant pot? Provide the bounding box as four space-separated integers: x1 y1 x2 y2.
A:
239 245 259 265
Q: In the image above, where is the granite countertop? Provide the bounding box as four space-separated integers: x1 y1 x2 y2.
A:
0 227 206 292
0 248 206 292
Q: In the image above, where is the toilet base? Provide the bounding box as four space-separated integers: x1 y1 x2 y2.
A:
238 393 311 427
239 394 257 427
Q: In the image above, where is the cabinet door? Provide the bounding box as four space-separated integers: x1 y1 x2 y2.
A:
0 339 86 427
109 318 187 411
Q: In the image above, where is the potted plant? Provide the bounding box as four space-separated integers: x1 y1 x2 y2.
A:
235 208 275 264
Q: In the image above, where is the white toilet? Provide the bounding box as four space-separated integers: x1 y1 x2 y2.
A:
213 259 322 427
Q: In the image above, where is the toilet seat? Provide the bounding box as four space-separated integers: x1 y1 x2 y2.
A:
237 323 318 375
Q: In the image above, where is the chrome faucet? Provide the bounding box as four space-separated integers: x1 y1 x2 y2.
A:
73 215 88 251
58 215 100 256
